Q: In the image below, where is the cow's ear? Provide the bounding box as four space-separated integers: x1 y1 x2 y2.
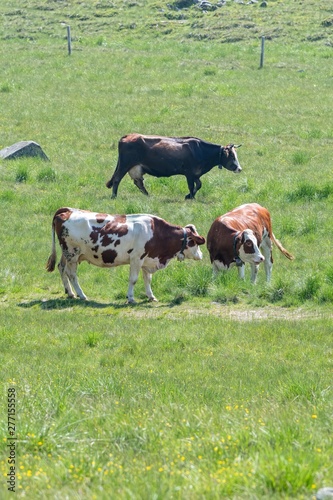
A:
235 231 245 247
185 223 196 233
185 224 205 245
188 232 206 246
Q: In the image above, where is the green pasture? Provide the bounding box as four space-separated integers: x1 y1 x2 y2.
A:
1 0 333 498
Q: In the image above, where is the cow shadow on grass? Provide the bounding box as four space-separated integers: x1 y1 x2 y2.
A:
19 298 111 310
18 297 178 311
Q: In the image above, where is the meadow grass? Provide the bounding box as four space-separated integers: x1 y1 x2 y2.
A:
1 308 333 498
1 0 333 497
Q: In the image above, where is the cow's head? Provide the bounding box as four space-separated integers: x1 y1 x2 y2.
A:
236 229 264 265
219 144 242 173
177 224 206 261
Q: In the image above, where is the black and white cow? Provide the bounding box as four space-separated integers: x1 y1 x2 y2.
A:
46 207 206 303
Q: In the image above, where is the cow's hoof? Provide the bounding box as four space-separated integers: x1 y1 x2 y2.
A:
148 297 158 302
127 299 136 305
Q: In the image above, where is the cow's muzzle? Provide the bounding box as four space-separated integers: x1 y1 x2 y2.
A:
254 256 265 264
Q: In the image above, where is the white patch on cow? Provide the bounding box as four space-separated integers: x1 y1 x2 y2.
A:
212 260 230 275
182 245 203 261
128 165 143 181
238 230 264 265
235 230 266 283
181 226 204 261
233 148 242 173
142 258 168 273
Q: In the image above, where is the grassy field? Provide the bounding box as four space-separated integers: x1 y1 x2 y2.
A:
1 0 333 498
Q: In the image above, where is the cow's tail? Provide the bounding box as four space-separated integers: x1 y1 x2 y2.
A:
106 175 113 189
271 233 294 260
106 159 120 188
46 219 57 272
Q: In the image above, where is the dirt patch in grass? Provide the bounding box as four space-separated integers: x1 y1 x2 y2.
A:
120 302 332 321
11 295 333 321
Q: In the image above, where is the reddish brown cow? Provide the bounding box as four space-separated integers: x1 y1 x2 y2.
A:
207 203 294 282
46 208 205 303
106 134 242 199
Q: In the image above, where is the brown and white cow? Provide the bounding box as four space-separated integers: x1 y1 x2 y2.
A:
206 203 294 283
106 134 242 199
46 208 205 303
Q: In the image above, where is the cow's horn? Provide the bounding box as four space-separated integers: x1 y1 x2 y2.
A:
234 144 242 148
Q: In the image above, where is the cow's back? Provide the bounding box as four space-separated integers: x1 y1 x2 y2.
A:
220 203 272 238
54 209 155 268
119 134 202 161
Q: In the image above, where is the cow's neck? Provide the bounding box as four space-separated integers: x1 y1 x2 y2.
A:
198 142 222 169
233 231 243 267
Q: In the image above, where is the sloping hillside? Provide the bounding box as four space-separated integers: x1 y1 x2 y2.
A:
1 0 332 45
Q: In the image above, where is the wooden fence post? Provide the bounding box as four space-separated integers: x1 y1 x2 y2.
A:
260 36 265 68
67 25 72 56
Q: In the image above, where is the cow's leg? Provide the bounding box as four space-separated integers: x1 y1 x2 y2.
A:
193 178 202 197
133 178 149 196
107 160 129 199
127 259 143 304
110 175 123 199
106 160 118 191
212 261 220 276
185 176 195 199
142 268 157 302
260 237 273 282
250 263 260 283
238 264 245 280
128 166 149 195
65 261 87 300
58 255 75 298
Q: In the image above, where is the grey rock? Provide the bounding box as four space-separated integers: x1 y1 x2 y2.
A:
0 141 49 160
317 488 333 500
198 1 214 9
